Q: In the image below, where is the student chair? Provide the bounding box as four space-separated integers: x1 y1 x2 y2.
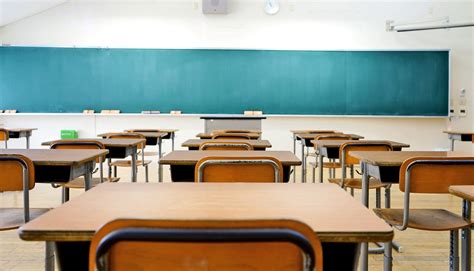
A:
199 141 254 151
328 142 393 205
309 134 352 182
374 157 474 271
125 129 162 157
50 140 117 203
195 156 283 183
0 128 9 149
89 219 323 271
0 154 49 231
211 133 252 140
107 133 151 183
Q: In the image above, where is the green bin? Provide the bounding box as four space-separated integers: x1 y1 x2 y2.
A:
61 130 78 139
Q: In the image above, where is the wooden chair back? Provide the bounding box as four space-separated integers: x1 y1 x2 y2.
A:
50 140 106 163
0 128 9 141
213 129 261 134
89 219 323 271
125 129 159 133
400 157 474 194
195 156 283 183
314 134 351 141
0 154 35 192
340 141 393 165
106 133 146 150
199 141 254 151
212 133 252 140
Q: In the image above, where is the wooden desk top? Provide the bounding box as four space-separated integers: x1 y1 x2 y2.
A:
126 129 179 133
97 132 168 138
19 183 393 243
449 185 474 202
311 140 409 149
297 133 364 140
290 130 339 135
196 133 261 139
42 138 146 148
5 128 37 132
443 131 474 135
160 151 301 166
350 151 473 167
0 149 108 166
182 139 272 149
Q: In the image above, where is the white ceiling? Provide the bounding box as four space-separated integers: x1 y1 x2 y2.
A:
0 0 67 27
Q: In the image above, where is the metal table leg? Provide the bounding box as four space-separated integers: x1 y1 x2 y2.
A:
84 162 93 191
319 150 324 183
45 241 55 271
171 132 175 151
301 138 306 183
131 146 137 183
451 138 455 151
26 136 30 149
158 138 163 183
461 200 471 271
293 134 296 183
360 161 369 271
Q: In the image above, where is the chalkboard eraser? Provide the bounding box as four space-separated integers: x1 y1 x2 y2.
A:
170 110 182 115
83 109 95 114
253 111 263 115
244 111 253 115
101 110 121 114
4 110 17 113
244 110 263 115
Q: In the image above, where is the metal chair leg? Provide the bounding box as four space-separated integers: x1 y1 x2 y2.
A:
376 188 381 208
451 230 460 271
384 241 393 271
113 166 117 178
108 158 112 179
145 165 149 183
312 166 316 183
61 187 69 203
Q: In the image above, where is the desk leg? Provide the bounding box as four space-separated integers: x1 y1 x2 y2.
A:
319 152 324 183
84 162 93 191
360 161 369 271
451 139 456 151
171 132 175 151
301 139 306 183
461 200 471 271
131 146 137 183
45 241 55 271
26 136 30 149
158 138 163 183
293 135 296 183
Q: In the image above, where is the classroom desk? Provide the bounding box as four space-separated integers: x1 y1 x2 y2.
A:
124 129 179 150
0 149 107 189
443 131 474 151
19 182 393 271
295 133 364 183
449 185 474 271
196 132 261 139
312 140 410 184
4 128 37 149
42 138 145 183
98 132 168 182
350 151 473 271
182 139 272 151
160 150 300 183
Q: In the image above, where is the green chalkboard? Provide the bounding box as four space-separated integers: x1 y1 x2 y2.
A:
0 47 449 115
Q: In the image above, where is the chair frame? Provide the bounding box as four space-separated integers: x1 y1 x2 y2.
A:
0 128 9 149
0 155 33 223
382 158 474 271
196 158 282 183
199 142 253 151
50 140 107 202
90 219 322 271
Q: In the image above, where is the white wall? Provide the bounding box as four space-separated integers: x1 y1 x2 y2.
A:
0 0 473 152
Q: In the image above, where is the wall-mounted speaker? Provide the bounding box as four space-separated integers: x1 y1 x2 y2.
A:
202 0 228 14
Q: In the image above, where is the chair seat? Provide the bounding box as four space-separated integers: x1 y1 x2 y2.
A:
110 160 152 167
328 178 390 189
0 208 50 231
61 177 120 189
373 208 471 231
308 161 341 169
